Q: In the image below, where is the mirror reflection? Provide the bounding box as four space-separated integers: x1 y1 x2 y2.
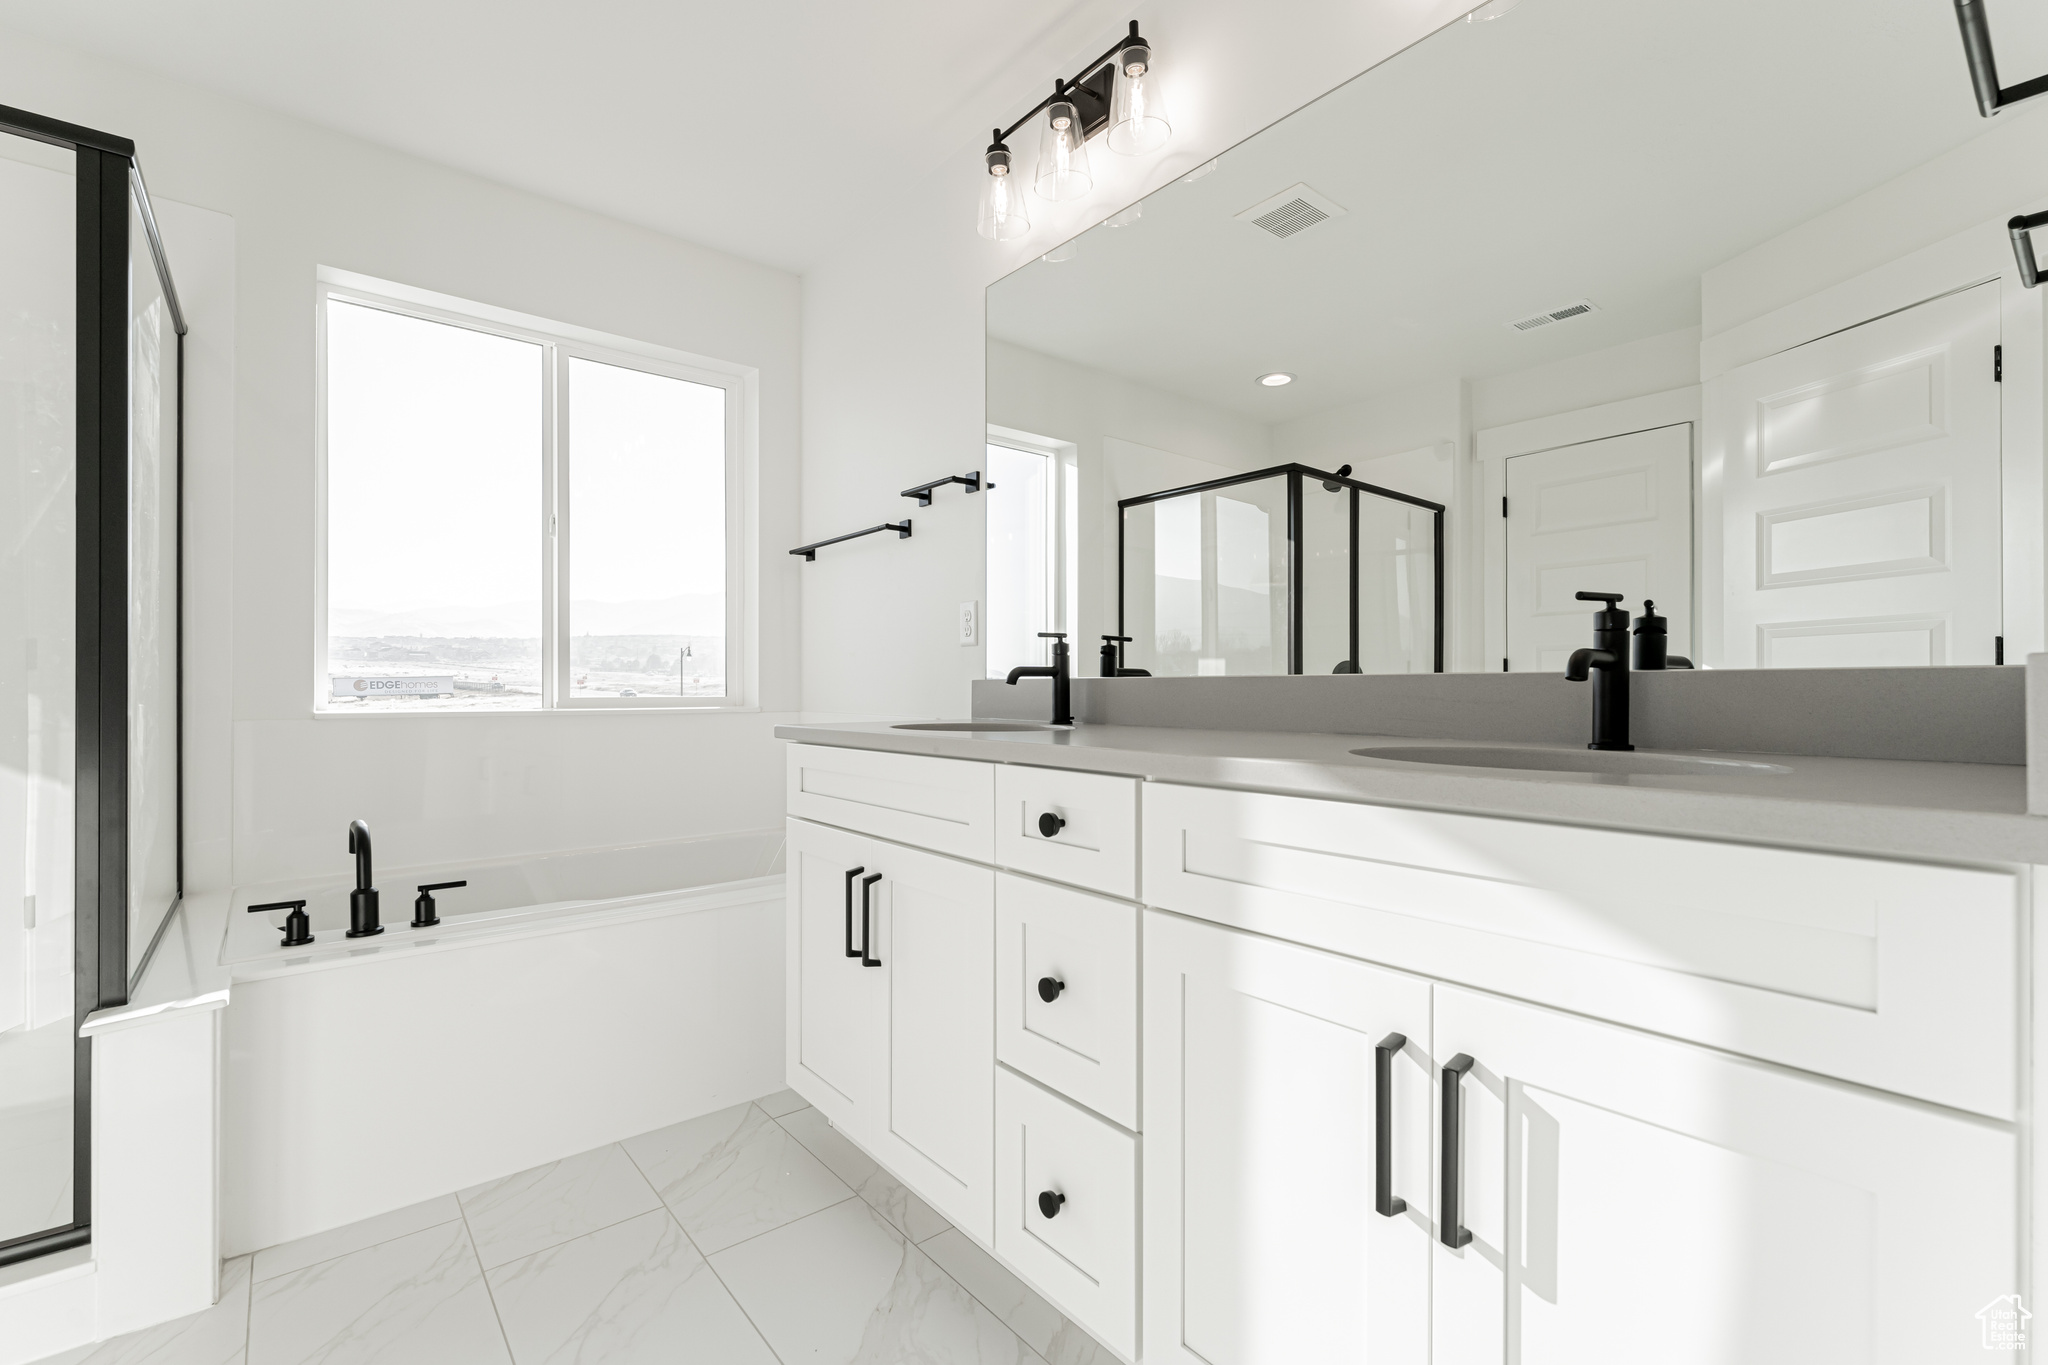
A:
986 0 2048 675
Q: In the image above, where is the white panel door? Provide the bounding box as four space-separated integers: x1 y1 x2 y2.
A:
1705 282 2001 667
784 818 883 1133
1506 424 1692 672
865 838 997 1244
1431 986 2016 1365
1145 911 1432 1365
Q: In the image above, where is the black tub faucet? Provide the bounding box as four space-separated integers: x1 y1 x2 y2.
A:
1006 632 1073 726
346 819 383 938
1564 592 1633 751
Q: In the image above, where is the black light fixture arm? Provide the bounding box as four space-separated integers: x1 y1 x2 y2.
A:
2012 210 2048 288
901 472 989 506
993 21 1151 148
1955 0 2048 116
790 520 913 561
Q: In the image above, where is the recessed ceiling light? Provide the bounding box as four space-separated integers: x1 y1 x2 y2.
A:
1257 372 1294 387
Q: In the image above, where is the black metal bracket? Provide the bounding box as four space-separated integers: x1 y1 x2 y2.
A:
901 472 989 506
1955 0 2048 116
790 520 912 561
2012 210 2048 287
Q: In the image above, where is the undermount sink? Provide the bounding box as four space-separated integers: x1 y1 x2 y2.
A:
892 722 1055 732
1350 745 1791 777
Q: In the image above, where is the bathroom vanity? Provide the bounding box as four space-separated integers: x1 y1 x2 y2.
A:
778 716 2036 1364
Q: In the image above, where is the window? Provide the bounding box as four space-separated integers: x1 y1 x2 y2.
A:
985 432 1076 678
317 278 749 711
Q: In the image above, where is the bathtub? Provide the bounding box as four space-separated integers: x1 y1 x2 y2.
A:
219 829 787 1256
225 828 784 971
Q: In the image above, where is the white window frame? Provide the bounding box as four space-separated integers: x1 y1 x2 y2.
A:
312 268 758 714
985 425 1078 677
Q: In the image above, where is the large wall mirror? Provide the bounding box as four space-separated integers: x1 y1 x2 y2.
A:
986 0 2048 678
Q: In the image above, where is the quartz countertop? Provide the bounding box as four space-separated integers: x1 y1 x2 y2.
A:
775 720 2045 866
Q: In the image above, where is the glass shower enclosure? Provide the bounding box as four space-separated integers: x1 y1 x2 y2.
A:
1118 464 1443 677
0 102 184 1267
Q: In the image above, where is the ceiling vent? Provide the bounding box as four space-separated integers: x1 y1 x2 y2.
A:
1505 299 1600 332
1235 183 1348 239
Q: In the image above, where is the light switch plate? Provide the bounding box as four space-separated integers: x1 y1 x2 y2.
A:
959 601 979 646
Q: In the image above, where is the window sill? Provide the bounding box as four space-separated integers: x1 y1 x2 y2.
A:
310 703 760 719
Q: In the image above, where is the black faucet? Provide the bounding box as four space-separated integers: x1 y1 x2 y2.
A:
1006 632 1073 725
346 819 383 938
1563 592 1633 751
1099 634 1151 678
1632 600 1694 670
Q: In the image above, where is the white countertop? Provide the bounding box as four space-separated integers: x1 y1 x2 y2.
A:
775 720 2046 866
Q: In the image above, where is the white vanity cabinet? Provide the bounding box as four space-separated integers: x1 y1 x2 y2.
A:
784 814 996 1242
1431 985 2017 1365
1143 910 1434 1365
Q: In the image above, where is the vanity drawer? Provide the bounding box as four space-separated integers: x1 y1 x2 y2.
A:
785 744 994 863
996 873 1140 1129
995 1066 1139 1360
995 765 1139 898
1142 782 2019 1119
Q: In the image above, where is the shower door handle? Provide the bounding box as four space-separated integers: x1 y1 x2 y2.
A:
860 873 883 967
1440 1053 1474 1248
1375 1032 1407 1218
843 867 865 958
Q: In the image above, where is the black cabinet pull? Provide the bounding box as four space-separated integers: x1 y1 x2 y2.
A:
1038 1190 1066 1219
1440 1053 1474 1248
860 873 883 967
1038 976 1066 1003
843 867 865 959
1038 811 1066 838
1375 1032 1407 1218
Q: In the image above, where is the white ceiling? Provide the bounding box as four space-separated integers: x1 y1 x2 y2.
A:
988 0 2048 423
0 0 1123 273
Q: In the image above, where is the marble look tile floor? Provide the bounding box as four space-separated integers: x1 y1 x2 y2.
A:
31 1089 1114 1365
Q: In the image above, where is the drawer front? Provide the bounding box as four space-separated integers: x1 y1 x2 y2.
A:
1143 782 2019 1119
996 874 1140 1129
994 765 1139 898
995 1067 1139 1360
786 744 995 863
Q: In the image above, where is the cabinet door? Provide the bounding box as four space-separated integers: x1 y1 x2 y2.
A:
1145 911 1432 1365
864 838 997 1244
1432 986 2017 1365
784 818 882 1134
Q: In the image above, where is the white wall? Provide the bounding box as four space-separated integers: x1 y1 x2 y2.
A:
0 26 805 888
801 0 1474 716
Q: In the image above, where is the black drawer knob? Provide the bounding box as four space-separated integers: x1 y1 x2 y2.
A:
1038 976 1066 1003
1037 811 1066 838
1038 1190 1066 1219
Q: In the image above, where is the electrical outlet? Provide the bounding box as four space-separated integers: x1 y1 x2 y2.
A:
959 601 979 646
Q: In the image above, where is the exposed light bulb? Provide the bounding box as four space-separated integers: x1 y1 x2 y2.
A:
1035 96 1093 202
1108 33 1171 155
977 135 1031 241
1257 372 1294 387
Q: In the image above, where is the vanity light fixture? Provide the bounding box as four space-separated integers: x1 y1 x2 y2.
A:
1954 0 2048 116
976 21 1173 238
1258 372 1295 387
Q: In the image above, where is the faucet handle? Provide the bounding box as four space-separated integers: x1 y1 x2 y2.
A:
1574 592 1624 604
249 900 313 948
1037 632 1068 640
